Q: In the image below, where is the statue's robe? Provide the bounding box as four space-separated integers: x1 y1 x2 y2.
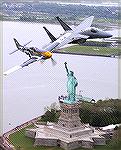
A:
67 72 78 102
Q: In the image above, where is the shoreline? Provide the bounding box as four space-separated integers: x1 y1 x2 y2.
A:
0 116 41 150
54 51 119 58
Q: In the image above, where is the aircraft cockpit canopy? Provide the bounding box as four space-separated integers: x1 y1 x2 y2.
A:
30 47 40 52
90 28 98 33
30 47 36 51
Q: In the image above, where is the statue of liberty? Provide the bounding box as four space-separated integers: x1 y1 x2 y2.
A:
64 62 78 104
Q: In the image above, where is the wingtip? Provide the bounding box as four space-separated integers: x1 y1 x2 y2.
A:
3 71 9 76
3 65 22 76
3 73 7 76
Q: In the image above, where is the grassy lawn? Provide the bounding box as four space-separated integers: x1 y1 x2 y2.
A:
9 124 63 150
59 45 121 56
9 124 121 150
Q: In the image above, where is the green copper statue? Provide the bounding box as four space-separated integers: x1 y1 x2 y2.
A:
64 62 78 104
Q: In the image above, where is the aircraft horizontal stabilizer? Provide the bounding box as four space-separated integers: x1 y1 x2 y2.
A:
3 65 22 76
9 49 19 55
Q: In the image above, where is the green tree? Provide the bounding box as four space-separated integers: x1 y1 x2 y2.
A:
41 109 60 123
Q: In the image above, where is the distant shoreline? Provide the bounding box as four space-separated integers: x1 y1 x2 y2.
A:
2 0 119 7
39 1 119 7
54 51 119 58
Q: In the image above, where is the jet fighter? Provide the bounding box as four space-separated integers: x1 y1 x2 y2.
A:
56 16 112 45
44 16 112 47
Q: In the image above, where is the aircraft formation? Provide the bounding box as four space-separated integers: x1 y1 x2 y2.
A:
4 16 112 76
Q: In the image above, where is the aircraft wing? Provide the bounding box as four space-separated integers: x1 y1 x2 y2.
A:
20 57 38 67
56 33 89 48
3 57 38 76
72 34 89 40
73 16 94 33
44 41 60 52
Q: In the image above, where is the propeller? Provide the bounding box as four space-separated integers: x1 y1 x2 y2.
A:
51 57 57 66
39 57 57 66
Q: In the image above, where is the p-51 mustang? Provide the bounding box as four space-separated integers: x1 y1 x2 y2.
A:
43 16 112 47
3 34 68 76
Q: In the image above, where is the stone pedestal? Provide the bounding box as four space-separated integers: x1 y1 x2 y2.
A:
48 101 93 141
26 101 107 150
57 102 84 129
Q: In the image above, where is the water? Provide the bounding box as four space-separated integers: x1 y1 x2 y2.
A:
3 21 118 133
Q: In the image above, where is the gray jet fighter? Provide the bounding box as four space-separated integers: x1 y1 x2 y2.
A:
44 16 112 47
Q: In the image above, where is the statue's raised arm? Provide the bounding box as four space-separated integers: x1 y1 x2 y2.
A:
64 62 69 74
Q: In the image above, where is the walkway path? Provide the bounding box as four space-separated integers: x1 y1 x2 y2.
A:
0 116 41 150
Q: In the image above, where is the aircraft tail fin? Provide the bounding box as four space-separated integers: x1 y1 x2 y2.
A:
56 17 72 31
9 38 23 55
13 38 23 49
43 26 57 42
9 38 32 55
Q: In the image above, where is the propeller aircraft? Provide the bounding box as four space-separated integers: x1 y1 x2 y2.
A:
4 34 66 76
